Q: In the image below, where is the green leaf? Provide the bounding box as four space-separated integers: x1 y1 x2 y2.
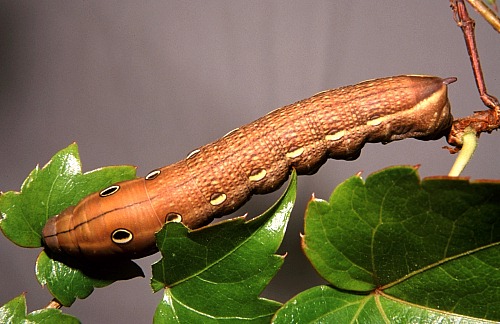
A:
35 251 145 307
0 143 136 247
151 170 297 323
0 143 141 306
301 166 500 321
273 286 495 323
0 294 80 324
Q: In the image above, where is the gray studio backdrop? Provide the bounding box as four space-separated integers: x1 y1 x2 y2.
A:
1 1 499 323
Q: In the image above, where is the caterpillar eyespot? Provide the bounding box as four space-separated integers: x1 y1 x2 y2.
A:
249 168 267 182
285 147 305 159
367 117 384 126
165 213 182 223
325 130 346 141
111 229 133 244
210 192 227 206
145 170 161 180
99 185 120 197
223 128 239 138
186 149 200 159
42 75 455 260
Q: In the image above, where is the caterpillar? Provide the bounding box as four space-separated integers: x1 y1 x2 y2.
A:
42 75 455 260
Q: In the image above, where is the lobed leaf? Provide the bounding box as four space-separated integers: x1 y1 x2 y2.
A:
273 286 495 323
151 170 297 323
300 166 500 321
0 143 136 247
0 294 79 324
35 251 143 307
0 143 140 306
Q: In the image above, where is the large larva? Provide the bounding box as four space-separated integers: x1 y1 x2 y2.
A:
42 75 455 259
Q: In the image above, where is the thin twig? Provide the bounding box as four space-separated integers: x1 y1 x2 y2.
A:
447 0 500 150
466 0 500 32
447 108 500 147
451 0 499 109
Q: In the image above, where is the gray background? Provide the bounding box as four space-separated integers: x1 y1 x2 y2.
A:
1 1 498 323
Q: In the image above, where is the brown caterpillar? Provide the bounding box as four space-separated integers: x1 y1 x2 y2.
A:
42 75 455 260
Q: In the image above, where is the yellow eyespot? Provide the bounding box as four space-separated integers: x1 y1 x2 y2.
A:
165 213 182 223
111 229 133 244
210 192 227 206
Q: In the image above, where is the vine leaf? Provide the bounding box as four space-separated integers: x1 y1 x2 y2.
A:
0 294 79 324
150 170 297 323
35 251 144 307
272 286 496 323
0 143 142 306
281 166 500 322
0 142 137 247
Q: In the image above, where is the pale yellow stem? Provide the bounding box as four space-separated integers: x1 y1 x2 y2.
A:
448 129 478 177
466 0 500 33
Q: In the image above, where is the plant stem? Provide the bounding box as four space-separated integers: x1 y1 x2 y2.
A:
448 129 478 176
466 0 500 33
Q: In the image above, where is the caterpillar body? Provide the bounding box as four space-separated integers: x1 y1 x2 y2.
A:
42 75 455 260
